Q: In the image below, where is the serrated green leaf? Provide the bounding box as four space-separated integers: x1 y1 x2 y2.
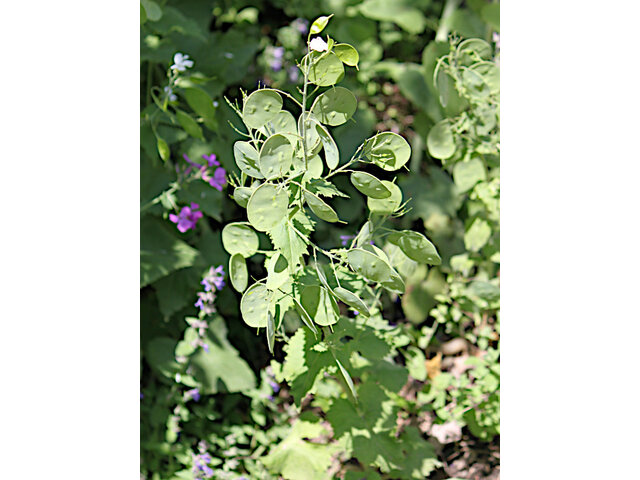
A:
229 253 248 292
363 132 411 171
311 87 357 126
233 141 263 178
266 252 290 290
268 212 311 269
306 178 348 198
247 183 289 232
351 171 391 199
242 89 283 129
259 133 293 179
221 222 259 257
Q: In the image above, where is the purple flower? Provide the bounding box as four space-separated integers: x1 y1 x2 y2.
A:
186 388 200 402
340 234 355 247
208 167 227 191
192 449 215 480
270 59 283 72
169 203 203 233
202 343 210 353
269 381 280 393
273 47 285 59
202 153 219 167
288 66 299 83
292 18 309 35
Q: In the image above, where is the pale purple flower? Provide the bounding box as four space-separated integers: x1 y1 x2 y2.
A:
208 167 227 191
340 235 355 246
269 381 280 393
201 265 225 292
186 388 201 402
288 66 299 83
270 59 283 72
169 203 203 233
171 52 194 72
195 291 216 315
292 18 309 35
164 86 177 102
273 47 285 59
192 448 215 480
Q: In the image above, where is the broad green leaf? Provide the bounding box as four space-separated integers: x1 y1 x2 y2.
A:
304 191 340 223
363 132 411 171
221 222 259 257
427 119 455 159
182 87 217 129
333 286 370 316
260 110 298 144
266 311 275 354
388 230 441 265
310 15 332 34
141 0 162 21
367 181 402 214
453 157 486 192
266 252 290 290
313 120 340 169
229 253 248 292
242 89 283 129
333 43 359 67
350 171 391 199
156 136 169 162
292 152 324 179
247 183 289 231
262 420 337 480
334 356 357 401
140 2 147 23
310 87 357 126
347 248 405 294
145 337 180 379
306 52 344 87
464 218 491 252
233 141 263 178
190 318 256 393
240 283 272 328
175 109 203 140
259 134 293 179
314 261 333 291
300 285 339 326
140 217 200 287
292 296 320 335
482 3 500 31
359 0 426 34
232 186 253 208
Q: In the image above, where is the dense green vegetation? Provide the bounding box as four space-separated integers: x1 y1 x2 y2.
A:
141 1 499 479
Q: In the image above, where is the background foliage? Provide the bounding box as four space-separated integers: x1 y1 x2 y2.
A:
140 1 499 479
